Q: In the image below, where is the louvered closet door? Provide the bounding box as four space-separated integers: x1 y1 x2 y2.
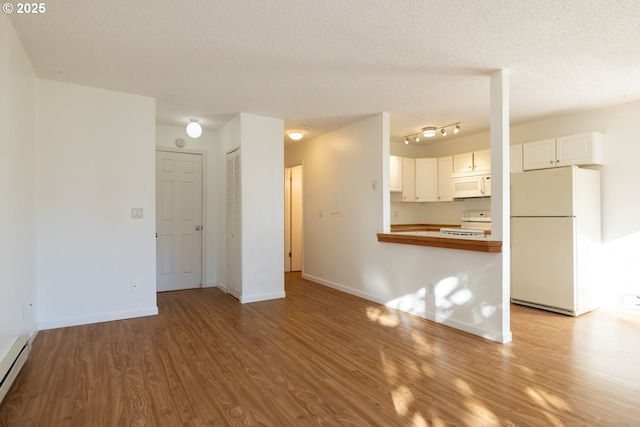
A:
226 149 241 299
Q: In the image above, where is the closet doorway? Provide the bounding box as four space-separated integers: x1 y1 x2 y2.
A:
285 165 303 272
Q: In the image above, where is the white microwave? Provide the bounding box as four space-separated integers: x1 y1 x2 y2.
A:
452 174 491 198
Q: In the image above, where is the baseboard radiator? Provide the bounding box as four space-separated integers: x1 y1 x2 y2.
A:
0 336 30 404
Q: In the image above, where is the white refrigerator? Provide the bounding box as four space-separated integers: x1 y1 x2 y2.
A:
510 166 601 316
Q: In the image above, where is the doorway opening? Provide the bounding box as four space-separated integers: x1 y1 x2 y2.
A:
285 165 303 272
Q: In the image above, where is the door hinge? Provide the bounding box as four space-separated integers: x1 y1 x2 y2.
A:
289 252 292 258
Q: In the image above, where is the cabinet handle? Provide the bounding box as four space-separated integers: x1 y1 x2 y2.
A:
550 160 553 164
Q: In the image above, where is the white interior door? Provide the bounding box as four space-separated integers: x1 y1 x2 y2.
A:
284 165 302 272
156 151 203 292
226 149 241 298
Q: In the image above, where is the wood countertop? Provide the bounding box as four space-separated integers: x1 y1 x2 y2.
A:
381 224 501 253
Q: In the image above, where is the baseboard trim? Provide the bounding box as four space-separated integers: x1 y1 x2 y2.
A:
38 307 158 330
302 273 387 305
240 292 286 304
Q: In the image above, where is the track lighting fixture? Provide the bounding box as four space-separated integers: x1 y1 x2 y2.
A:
402 122 460 144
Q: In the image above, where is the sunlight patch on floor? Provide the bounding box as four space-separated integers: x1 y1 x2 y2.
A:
365 306 400 327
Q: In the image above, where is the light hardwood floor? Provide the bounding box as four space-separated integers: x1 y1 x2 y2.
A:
1 272 639 426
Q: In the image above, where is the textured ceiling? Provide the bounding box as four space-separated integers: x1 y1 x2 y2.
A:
8 0 640 144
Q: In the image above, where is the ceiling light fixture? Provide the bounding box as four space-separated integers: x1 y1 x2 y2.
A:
186 119 202 138
288 130 304 141
422 127 437 138
403 122 460 144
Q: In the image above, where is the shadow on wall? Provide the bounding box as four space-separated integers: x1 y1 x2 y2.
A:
384 269 501 341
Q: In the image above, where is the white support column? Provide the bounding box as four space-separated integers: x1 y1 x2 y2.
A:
490 69 512 342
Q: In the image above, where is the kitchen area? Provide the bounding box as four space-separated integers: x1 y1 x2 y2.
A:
381 131 605 315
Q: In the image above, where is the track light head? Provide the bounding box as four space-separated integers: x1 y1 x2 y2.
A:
441 128 447 136
404 137 409 145
454 124 460 134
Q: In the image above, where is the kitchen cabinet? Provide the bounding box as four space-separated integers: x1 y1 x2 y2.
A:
401 157 416 202
390 155 402 192
510 144 523 173
437 156 454 201
523 132 604 171
415 158 438 202
453 149 491 174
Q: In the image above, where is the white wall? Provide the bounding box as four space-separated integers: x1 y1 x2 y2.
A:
218 113 285 302
286 114 510 342
155 124 220 288
37 80 158 329
239 113 285 302
0 14 38 355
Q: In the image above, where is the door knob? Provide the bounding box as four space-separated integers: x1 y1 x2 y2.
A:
195 225 202 231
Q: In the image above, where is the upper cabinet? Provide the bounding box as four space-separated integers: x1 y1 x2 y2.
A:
390 155 403 192
401 157 416 202
510 144 523 173
523 132 604 171
415 158 438 202
437 156 454 202
453 149 491 175
390 156 451 203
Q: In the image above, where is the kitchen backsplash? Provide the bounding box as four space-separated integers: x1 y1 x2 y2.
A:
391 197 491 225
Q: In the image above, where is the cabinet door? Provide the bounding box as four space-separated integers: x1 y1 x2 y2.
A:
437 156 453 201
510 144 523 173
401 157 416 202
415 158 438 202
556 132 603 167
523 138 556 170
473 149 491 171
453 152 473 173
389 155 403 192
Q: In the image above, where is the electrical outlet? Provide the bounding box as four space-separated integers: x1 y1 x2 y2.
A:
623 294 640 310
131 281 139 292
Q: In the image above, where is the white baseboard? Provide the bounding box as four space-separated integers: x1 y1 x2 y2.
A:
38 307 158 330
240 291 286 304
215 282 228 293
302 273 387 305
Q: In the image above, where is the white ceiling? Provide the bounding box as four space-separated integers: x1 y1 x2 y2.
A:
8 0 640 145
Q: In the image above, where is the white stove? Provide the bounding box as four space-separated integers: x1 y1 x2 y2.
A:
440 210 491 237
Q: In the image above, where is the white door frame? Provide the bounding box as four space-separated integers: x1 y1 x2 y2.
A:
285 163 303 273
156 148 207 290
